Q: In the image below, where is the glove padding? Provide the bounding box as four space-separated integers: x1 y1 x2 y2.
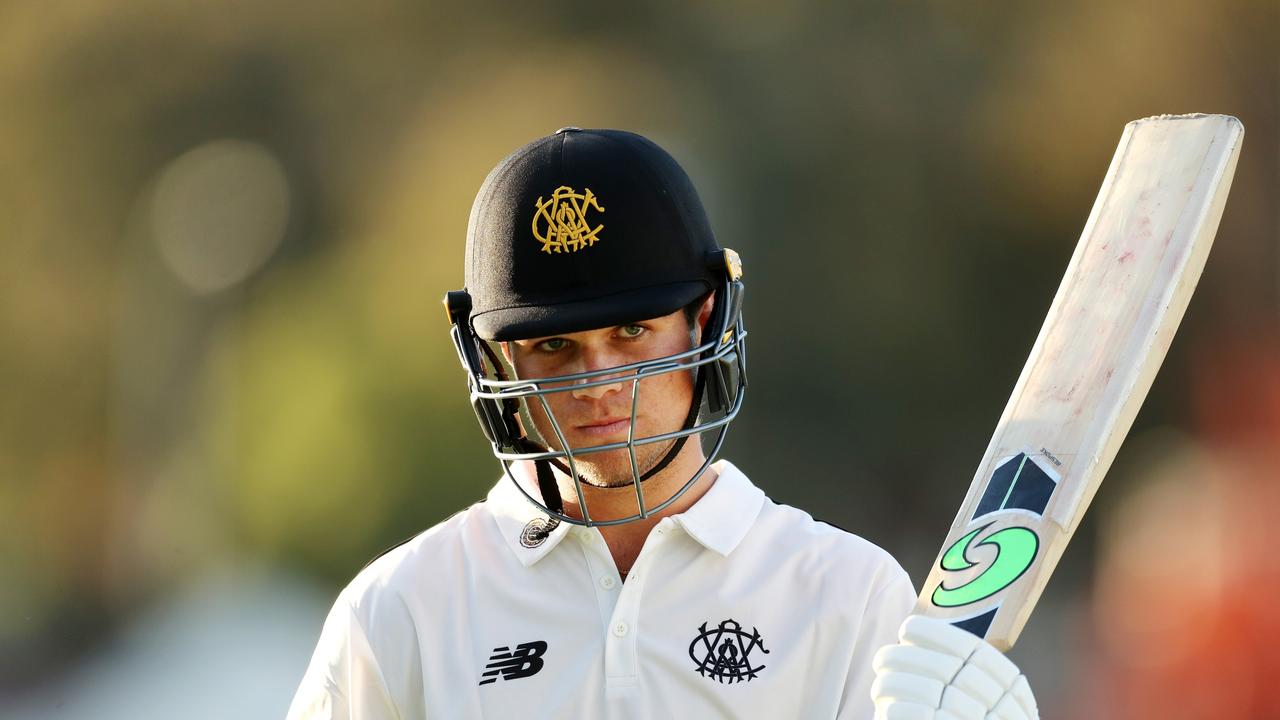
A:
871 615 1038 720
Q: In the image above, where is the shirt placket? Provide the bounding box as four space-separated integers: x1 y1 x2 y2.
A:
575 519 674 707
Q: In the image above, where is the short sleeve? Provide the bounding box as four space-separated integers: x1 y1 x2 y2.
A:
836 568 916 720
287 591 402 720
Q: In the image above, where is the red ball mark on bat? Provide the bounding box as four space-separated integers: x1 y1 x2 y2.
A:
1133 215 1154 240
1118 251 1136 263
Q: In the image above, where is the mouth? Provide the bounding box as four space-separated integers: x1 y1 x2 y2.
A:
574 417 633 438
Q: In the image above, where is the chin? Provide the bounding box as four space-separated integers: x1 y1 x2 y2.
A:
564 445 672 489
566 452 643 489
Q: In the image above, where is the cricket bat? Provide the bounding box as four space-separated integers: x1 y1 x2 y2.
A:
917 113 1244 651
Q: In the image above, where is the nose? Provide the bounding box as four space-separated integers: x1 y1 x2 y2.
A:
570 349 626 401
572 378 624 400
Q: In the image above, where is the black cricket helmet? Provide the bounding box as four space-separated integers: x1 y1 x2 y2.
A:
443 128 747 527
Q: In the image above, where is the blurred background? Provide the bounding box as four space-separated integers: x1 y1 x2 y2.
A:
1 0 1276 717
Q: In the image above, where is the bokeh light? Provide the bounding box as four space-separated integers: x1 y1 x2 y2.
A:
150 139 290 294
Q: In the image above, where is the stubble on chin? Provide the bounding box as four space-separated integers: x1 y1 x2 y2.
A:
564 439 678 488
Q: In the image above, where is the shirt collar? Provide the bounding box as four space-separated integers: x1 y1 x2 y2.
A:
670 459 765 557
486 458 766 566
486 462 575 567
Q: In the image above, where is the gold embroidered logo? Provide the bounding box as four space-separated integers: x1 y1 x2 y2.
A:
532 186 605 254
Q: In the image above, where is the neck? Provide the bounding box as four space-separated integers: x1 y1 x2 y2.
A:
555 445 719 576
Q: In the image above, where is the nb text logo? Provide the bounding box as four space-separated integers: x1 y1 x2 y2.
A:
479 640 548 686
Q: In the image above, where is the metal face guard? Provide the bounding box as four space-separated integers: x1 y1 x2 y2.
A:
452 276 748 526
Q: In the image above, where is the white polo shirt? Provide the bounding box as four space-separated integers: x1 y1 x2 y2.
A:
288 460 915 719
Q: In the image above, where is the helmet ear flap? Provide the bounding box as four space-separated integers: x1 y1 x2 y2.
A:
703 280 745 414
477 340 525 447
445 290 522 448
701 250 746 415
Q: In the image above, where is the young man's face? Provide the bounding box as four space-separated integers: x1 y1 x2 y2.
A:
505 297 713 488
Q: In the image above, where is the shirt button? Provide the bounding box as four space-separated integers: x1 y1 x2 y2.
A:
612 621 629 637
600 575 617 590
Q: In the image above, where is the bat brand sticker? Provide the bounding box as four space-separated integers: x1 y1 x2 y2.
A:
931 451 1057 635
931 522 1039 608
972 452 1058 519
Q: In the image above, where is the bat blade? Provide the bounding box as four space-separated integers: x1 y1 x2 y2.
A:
917 113 1244 651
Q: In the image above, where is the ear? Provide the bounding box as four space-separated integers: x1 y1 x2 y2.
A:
496 341 525 381
697 292 716 331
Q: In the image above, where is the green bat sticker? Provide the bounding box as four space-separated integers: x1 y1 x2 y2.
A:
931 523 1039 608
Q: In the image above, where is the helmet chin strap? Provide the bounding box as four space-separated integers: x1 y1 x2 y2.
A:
633 362 707 482
522 441 567 518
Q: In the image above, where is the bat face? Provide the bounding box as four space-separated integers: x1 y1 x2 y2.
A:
917 114 1244 652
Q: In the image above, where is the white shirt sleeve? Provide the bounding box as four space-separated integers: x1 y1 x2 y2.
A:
836 569 917 720
287 591 403 720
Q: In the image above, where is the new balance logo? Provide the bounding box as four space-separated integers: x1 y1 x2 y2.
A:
478 640 548 686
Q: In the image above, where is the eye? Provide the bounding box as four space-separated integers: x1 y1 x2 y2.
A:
536 338 569 352
618 324 646 339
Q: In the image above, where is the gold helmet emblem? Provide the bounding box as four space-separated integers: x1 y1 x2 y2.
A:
532 186 605 254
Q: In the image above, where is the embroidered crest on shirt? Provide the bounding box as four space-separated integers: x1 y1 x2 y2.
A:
479 640 548 686
688 619 770 683
519 517 560 548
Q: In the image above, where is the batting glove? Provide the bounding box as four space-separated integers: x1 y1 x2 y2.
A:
870 615 1038 720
